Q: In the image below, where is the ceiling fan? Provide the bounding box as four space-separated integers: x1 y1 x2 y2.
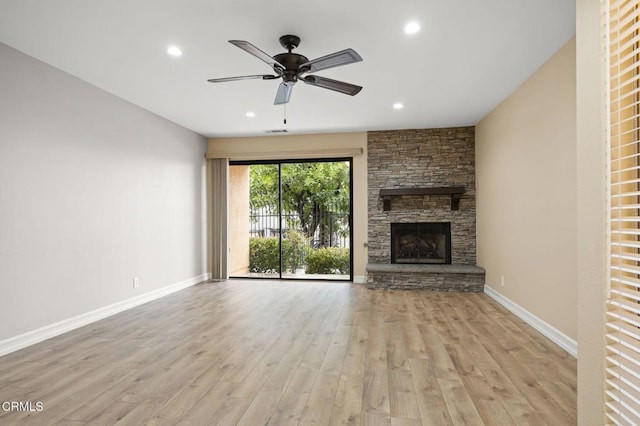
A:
207 35 363 105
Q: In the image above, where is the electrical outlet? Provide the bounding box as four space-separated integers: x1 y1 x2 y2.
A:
500 275 505 287
133 277 140 289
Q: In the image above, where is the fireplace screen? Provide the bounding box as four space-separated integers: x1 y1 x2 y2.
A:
391 222 451 264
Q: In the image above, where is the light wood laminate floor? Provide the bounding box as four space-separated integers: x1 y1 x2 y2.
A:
0 280 576 425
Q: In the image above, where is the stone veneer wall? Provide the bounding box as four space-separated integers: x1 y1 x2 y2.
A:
368 127 477 265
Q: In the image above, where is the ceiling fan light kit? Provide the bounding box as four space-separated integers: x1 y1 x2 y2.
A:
207 34 363 105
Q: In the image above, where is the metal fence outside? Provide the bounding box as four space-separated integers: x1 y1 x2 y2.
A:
249 208 350 249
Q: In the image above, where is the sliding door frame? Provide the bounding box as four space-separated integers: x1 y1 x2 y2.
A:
229 157 353 282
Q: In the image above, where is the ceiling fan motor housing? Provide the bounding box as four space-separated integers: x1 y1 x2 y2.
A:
273 52 309 82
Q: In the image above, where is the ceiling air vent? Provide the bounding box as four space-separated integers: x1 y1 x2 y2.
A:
265 129 289 134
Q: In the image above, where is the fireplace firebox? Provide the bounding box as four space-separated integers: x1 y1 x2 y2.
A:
391 222 451 264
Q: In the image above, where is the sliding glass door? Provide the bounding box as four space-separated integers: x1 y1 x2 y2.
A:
228 159 352 281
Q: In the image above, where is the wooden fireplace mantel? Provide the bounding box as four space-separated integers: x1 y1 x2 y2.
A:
379 186 465 211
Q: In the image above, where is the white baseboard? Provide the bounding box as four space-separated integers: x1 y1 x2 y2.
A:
353 275 366 284
0 273 210 357
484 286 577 358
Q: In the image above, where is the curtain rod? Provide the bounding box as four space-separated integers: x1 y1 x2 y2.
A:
206 147 363 161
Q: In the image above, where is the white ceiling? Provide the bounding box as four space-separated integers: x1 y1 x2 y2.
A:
0 0 575 138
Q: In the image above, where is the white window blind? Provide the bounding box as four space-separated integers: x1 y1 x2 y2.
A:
607 0 640 424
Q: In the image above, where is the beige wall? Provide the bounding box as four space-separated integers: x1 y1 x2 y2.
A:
228 165 250 275
476 38 577 340
208 132 368 280
576 0 606 422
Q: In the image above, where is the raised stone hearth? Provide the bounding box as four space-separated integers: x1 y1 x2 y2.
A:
366 264 485 292
367 127 485 291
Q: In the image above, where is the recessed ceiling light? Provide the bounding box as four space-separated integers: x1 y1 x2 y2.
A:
246 111 256 118
167 45 183 57
393 102 404 110
404 21 421 34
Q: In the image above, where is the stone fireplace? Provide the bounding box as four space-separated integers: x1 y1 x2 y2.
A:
391 222 451 264
366 127 485 291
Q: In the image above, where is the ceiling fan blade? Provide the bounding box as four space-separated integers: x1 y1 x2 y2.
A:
302 75 362 96
274 82 294 105
207 74 278 83
300 48 362 73
229 40 285 71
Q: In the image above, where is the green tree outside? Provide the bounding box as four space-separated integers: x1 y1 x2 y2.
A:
249 162 350 247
